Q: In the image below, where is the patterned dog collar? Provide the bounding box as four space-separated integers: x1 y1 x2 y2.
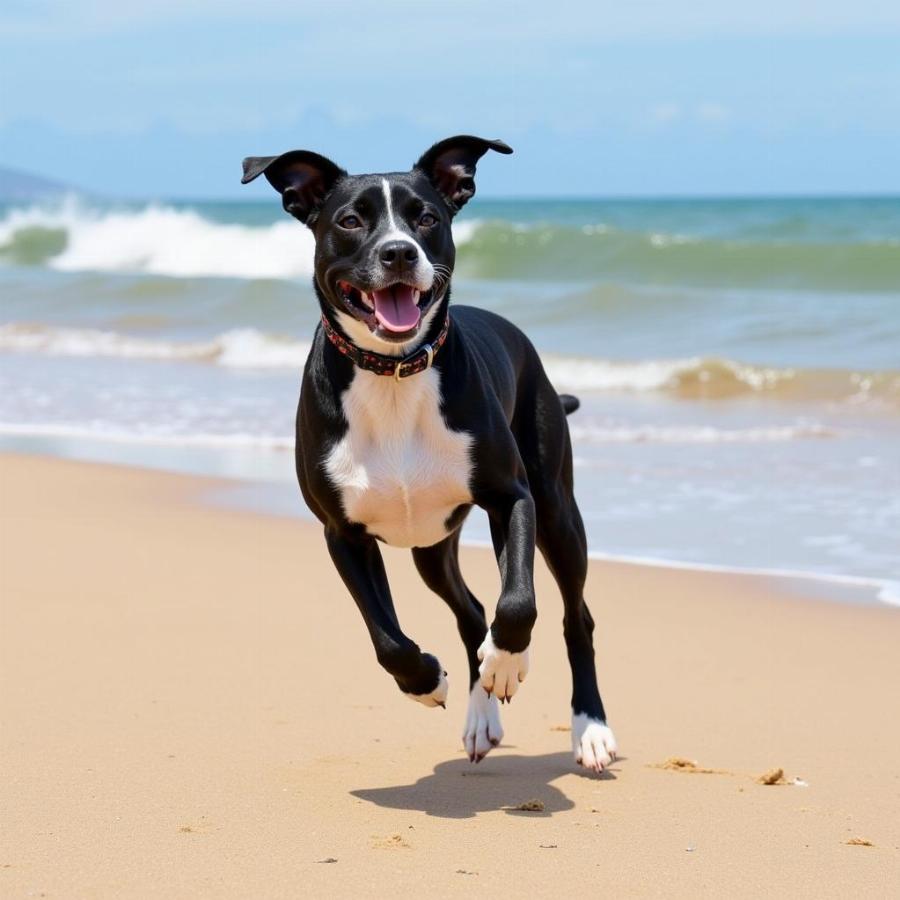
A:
320 313 451 381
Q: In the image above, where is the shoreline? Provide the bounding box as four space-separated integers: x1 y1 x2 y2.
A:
2 452 899 896
3 437 897 609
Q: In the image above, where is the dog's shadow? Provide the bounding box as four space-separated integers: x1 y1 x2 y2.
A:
351 750 618 819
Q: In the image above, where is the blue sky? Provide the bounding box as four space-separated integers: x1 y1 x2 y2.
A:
2 1 899 198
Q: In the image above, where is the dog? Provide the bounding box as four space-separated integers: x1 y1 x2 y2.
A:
241 136 617 772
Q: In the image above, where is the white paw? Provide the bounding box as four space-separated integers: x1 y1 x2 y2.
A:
571 713 618 773
477 631 529 702
405 670 449 708
462 685 504 762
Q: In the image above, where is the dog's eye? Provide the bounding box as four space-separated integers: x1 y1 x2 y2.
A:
418 213 438 228
339 215 362 229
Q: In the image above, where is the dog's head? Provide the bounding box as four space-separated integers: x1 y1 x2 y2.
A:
242 136 512 352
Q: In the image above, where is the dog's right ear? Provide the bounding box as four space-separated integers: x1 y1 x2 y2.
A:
241 151 346 227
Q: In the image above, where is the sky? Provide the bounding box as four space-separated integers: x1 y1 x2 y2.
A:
2 1 900 198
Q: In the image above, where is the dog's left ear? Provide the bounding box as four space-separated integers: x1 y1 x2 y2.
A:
414 135 513 215
241 150 346 226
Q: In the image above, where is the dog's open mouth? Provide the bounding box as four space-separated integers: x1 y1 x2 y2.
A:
337 281 432 337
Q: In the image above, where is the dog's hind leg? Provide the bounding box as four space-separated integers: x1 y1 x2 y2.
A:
535 494 617 773
535 490 618 774
412 531 504 762
523 385 617 773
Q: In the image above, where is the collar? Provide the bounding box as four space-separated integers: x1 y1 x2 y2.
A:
320 312 451 381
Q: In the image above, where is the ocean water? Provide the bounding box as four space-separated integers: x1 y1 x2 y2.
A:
1 194 898 603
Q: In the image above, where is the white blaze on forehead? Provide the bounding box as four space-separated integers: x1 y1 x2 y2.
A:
381 178 400 232
378 178 434 288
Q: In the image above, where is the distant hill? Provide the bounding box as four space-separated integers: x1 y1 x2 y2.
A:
0 166 74 201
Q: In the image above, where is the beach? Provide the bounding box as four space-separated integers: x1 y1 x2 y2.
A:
2 195 899 591
2 452 898 898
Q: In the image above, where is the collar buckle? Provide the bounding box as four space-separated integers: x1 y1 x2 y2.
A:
394 342 435 382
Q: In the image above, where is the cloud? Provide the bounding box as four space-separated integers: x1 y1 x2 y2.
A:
648 101 732 127
696 102 732 123
651 103 682 124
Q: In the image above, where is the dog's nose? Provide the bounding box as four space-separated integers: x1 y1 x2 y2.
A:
379 240 419 272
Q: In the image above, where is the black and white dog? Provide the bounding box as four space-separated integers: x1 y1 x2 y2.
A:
242 136 617 772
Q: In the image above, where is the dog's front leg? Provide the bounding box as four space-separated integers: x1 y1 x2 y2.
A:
475 486 537 702
325 528 449 707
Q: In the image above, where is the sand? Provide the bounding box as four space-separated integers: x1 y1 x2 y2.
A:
2 454 898 898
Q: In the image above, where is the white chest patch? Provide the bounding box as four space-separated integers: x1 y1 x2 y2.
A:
324 367 473 548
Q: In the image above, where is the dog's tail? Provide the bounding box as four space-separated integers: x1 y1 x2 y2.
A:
559 393 580 415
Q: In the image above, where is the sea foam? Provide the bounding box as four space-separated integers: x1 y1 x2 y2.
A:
2 322 897 404
0 198 479 280
0 198 316 279
0 324 311 369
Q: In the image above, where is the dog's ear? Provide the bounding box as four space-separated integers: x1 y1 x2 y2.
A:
241 151 346 226
414 135 513 215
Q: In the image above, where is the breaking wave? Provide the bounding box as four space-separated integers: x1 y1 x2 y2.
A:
542 353 899 404
0 198 317 279
0 323 311 369
2 199 899 291
2 322 897 405
454 221 900 291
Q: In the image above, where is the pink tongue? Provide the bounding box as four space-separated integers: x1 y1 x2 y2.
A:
371 285 420 332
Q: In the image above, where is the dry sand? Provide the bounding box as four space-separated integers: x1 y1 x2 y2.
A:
2 454 898 898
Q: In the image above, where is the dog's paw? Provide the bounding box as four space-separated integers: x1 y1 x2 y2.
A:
571 713 618 774
405 669 449 708
462 685 504 762
477 631 529 702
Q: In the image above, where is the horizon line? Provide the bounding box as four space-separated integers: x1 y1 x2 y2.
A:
11 190 897 204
